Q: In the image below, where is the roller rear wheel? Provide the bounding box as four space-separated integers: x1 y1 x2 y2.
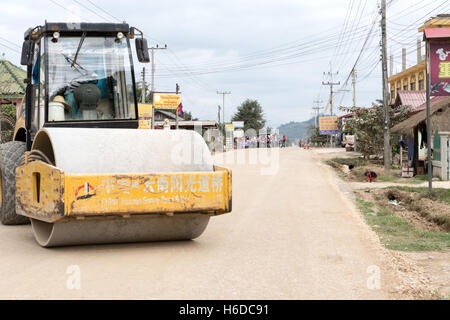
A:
0 141 30 225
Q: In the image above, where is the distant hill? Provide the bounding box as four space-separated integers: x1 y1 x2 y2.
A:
278 117 316 141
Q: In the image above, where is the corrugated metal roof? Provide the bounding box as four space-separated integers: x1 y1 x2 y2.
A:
0 59 26 97
424 27 450 39
414 95 449 112
392 96 450 134
394 90 427 110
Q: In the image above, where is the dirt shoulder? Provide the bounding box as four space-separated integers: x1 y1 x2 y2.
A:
314 148 450 299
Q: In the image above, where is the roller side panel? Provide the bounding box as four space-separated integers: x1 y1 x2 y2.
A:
15 161 232 223
16 161 65 223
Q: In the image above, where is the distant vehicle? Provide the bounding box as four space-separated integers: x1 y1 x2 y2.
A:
343 135 355 151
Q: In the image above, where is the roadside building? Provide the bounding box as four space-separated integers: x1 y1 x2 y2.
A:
392 97 450 180
388 14 450 179
0 59 26 142
388 14 450 104
152 109 217 130
388 62 426 104
392 90 427 113
0 58 26 113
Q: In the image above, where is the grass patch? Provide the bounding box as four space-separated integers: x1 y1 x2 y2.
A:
377 174 434 185
327 157 443 185
387 186 450 205
377 175 400 183
413 175 431 182
385 187 450 230
329 157 368 168
356 198 450 252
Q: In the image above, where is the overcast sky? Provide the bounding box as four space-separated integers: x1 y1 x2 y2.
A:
1 0 449 127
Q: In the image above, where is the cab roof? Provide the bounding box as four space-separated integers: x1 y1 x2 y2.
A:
25 22 130 39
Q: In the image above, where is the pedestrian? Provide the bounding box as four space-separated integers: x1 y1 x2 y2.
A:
364 170 377 183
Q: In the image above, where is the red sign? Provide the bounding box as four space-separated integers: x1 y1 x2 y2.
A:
430 42 450 96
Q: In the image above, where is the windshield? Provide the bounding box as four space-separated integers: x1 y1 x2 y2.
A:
46 36 136 122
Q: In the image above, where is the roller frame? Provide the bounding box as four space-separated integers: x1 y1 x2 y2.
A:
15 160 232 223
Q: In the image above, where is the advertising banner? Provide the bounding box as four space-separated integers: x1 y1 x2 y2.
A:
138 103 152 129
430 42 450 96
232 121 244 129
224 123 235 131
319 116 340 135
153 94 181 109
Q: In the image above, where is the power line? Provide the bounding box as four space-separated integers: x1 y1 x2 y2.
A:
0 41 21 54
48 0 93 22
0 37 21 49
70 0 113 22
85 0 122 22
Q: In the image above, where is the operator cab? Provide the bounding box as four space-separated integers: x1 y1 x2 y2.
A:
20 22 150 149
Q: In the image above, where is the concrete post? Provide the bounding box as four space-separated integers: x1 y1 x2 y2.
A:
440 131 450 180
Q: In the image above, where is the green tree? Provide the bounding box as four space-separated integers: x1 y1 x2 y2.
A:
183 111 198 121
1 104 16 121
307 125 327 144
135 82 152 103
231 99 266 132
0 104 16 143
339 100 411 159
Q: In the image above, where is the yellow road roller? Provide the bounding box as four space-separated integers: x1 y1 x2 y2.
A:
0 22 231 247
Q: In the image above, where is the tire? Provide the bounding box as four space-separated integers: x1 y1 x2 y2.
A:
0 141 30 225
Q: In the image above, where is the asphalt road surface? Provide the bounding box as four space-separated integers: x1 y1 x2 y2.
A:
0 148 402 299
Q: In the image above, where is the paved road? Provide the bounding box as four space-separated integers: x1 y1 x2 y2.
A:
0 148 401 299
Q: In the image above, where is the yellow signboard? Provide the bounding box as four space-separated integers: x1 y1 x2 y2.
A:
319 116 339 135
225 123 234 131
138 103 152 116
153 94 181 109
138 103 152 129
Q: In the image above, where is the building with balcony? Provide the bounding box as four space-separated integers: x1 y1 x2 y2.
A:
388 14 450 105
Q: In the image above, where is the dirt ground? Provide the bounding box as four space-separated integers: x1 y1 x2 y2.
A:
0 147 440 299
404 251 450 298
356 188 449 232
315 148 450 299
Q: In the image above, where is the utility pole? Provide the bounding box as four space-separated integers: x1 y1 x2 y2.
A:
322 63 340 147
175 83 179 130
217 105 221 125
149 44 167 129
141 67 146 103
312 100 323 128
381 0 391 171
425 41 432 194
322 64 340 116
352 69 357 107
217 91 231 131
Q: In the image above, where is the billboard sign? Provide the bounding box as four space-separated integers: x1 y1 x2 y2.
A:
233 129 244 138
319 116 340 135
232 121 244 129
153 93 181 109
138 103 152 129
430 42 450 96
224 123 235 131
